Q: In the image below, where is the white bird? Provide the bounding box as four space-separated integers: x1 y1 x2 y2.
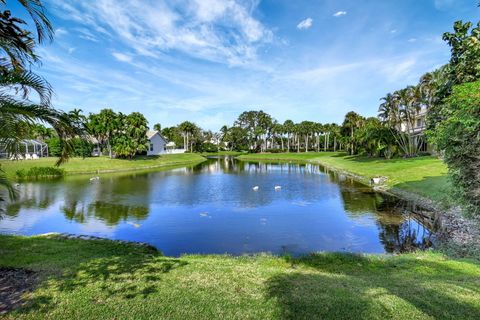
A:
89 176 100 181
274 185 281 190
252 186 259 191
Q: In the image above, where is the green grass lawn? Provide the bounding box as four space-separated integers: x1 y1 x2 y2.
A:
0 234 479 319
0 154 206 178
238 152 451 204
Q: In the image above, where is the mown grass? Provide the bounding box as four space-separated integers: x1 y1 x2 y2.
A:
0 234 479 319
238 152 451 204
0 154 206 179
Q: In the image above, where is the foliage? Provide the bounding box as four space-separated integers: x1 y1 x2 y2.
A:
15 166 65 180
112 112 148 158
0 0 79 210
200 142 219 153
87 110 148 158
443 21 480 84
430 81 480 216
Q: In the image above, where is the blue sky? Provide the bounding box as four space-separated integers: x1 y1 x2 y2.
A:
11 0 479 130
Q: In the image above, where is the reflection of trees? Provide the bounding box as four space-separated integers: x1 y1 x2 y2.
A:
87 201 149 226
378 213 435 253
336 175 438 253
5 182 58 217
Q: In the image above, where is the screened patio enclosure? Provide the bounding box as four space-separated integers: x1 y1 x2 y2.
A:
0 139 49 159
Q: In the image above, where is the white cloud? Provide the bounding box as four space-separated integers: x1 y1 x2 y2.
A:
67 47 76 54
297 18 313 30
112 52 133 63
48 0 273 67
333 11 347 17
379 57 417 82
434 0 455 10
55 27 68 36
408 38 417 43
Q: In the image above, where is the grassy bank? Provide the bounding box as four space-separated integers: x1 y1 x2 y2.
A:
0 234 478 319
238 152 450 205
0 154 206 179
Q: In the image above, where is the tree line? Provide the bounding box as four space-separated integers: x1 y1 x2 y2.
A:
1 0 478 215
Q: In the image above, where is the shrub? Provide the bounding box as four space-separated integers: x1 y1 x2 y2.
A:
430 81 480 216
201 142 219 153
46 137 62 157
16 167 65 180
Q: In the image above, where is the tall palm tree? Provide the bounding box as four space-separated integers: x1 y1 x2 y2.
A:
1 0 78 205
283 120 294 152
342 111 364 155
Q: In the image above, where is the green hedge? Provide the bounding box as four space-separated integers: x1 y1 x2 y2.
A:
16 166 65 180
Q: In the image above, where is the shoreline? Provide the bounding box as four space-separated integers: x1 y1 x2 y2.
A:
237 153 480 259
0 154 207 180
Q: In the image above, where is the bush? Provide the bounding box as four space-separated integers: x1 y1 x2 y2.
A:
46 137 62 157
201 142 219 153
47 137 94 157
16 167 65 180
430 81 480 216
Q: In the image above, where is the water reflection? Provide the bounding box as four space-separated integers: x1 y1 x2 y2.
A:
0 157 438 255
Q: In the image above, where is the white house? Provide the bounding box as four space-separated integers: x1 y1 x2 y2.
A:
147 130 167 155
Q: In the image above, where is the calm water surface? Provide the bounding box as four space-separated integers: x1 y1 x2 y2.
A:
0 157 437 256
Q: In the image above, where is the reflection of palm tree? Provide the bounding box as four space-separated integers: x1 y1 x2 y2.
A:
88 201 149 226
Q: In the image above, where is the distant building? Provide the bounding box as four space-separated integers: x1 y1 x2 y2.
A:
146 130 168 156
399 106 429 152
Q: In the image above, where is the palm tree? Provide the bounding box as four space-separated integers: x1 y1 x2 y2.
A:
1 0 78 205
342 111 364 155
178 121 196 152
283 120 294 152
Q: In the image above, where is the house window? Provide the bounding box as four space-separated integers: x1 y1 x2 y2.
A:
150 143 154 151
416 118 423 128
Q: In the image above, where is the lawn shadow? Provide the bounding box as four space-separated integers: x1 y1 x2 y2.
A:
266 253 480 320
11 237 188 315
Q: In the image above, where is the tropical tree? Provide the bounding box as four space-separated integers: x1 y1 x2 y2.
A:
1 0 78 207
87 109 119 158
178 121 197 152
341 111 365 155
283 120 294 152
430 81 480 216
153 123 161 131
113 112 148 158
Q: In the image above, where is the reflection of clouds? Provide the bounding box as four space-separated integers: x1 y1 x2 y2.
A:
78 218 116 236
0 209 57 233
351 216 377 227
2 157 437 255
291 200 312 207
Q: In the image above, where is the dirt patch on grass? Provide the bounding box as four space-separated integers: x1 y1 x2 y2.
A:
0 267 38 315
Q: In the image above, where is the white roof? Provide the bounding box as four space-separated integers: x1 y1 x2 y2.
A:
146 130 159 139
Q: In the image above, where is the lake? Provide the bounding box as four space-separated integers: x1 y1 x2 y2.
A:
0 157 438 256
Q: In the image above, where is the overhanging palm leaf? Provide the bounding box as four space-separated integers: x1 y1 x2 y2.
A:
0 0 53 43
0 168 15 203
0 99 79 165
0 68 52 104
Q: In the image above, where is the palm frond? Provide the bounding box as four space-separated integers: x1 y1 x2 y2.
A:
0 68 52 104
4 0 54 43
0 167 16 202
